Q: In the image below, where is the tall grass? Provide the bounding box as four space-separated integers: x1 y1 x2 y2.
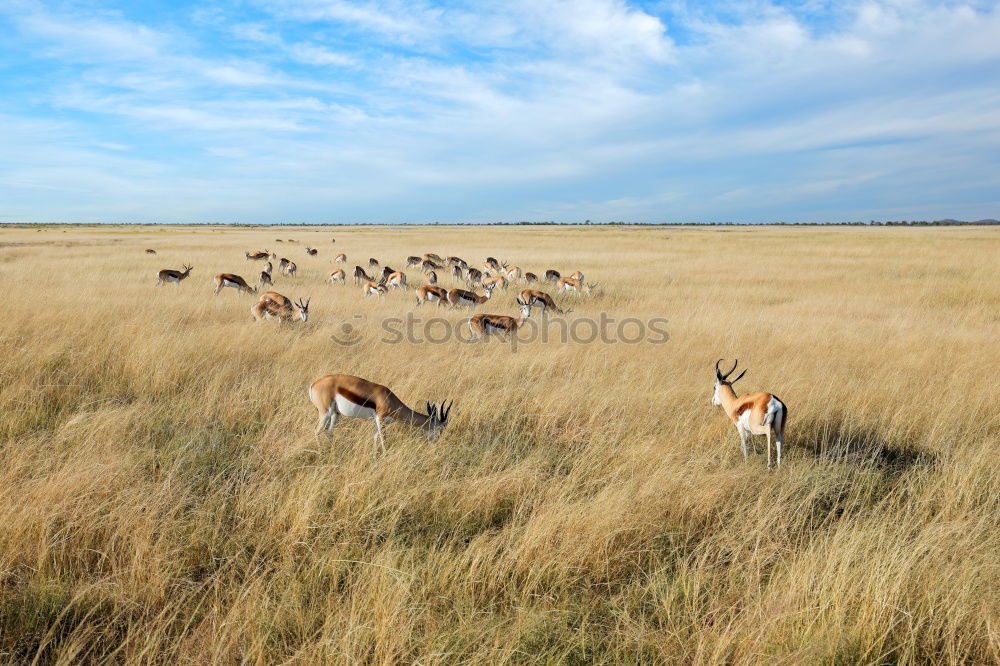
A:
0 224 997 664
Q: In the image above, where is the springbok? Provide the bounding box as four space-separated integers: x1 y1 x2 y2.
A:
246 250 270 261
145 248 157 255
334 253 347 263
258 270 273 289
469 297 532 340
368 258 379 268
556 277 595 296
465 267 482 287
327 269 346 285
504 265 522 283
214 273 256 296
415 284 448 307
524 272 537 283
423 253 443 263
484 257 501 272
386 271 407 290
421 259 442 272
263 261 273 275
447 256 468 269
482 275 507 291
519 289 570 315
279 257 290 273
447 285 494 309
363 278 388 298
305 247 318 256
712 360 788 469
156 264 192 286
284 261 298 277
251 292 309 324
451 265 464 282
379 266 397 281
309 374 453 450
406 255 422 267
354 266 373 285
425 269 438 285
569 270 585 282
544 269 560 283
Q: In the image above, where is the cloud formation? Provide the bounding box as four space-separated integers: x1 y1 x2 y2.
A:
0 0 998 223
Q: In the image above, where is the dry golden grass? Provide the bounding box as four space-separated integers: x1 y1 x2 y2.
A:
0 224 997 664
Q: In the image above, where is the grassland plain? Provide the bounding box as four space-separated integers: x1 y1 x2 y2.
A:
0 224 997 664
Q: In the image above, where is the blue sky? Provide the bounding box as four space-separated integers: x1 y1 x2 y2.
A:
1 0 998 223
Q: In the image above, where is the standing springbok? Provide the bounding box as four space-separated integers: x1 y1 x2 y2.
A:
368 257 379 268
504 265 522 283
214 273 256 296
712 360 787 469
327 269 346 285
544 269 560 283
258 270 273 289
447 285 494 309
519 289 570 315
568 270 585 282
363 278 388 298
415 284 448 307
145 248 157 255
279 257 290 273
379 266 397 281
305 247 318 256
156 264 192 286
421 259 442 272
354 266 373 285
425 269 438 285
524 272 538 284
263 260 273 275
465 267 482 287
423 253 443 263
386 271 407 290
556 277 595 296
469 297 532 340
284 261 298 277
251 292 309 324
309 374 453 450
334 253 347 263
484 257 501 272
406 255 422 267
482 274 508 292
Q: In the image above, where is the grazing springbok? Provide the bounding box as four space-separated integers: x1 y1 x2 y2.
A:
469 297 532 340
556 277 595 296
284 261 298 277
305 247 318 256
246 250 270 261
544 269 560 283
214 273 256 296
524 272 537 283
334 253 347 263
421 259 442 272
251 292 309 324
484 257 501 272
519 289 570 315
309 374 453 450
504 265 522 283
386 271 407 290
447 256 468 269
415 284 449 307
423 253 443 263
425 269 438 285
447 285 494 309
465 267 482 287
354 265 373 285
145 248 157 255
363 279 388 298
258 270 273 289
368 257 379 268
569 270 585 282
713 360 788 469
379 265 397 281
406 255 422 267
327 269 346 285
482 275 508 292
156 264 192 286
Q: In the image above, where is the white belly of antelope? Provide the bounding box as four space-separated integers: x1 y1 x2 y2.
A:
335 395 376 420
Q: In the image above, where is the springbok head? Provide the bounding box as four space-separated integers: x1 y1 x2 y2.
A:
713 359 748 405
424 400 453 441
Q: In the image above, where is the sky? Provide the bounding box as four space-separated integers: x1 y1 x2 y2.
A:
1 0 998 224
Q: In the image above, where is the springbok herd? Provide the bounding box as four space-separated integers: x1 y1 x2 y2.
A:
154 241 788 467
